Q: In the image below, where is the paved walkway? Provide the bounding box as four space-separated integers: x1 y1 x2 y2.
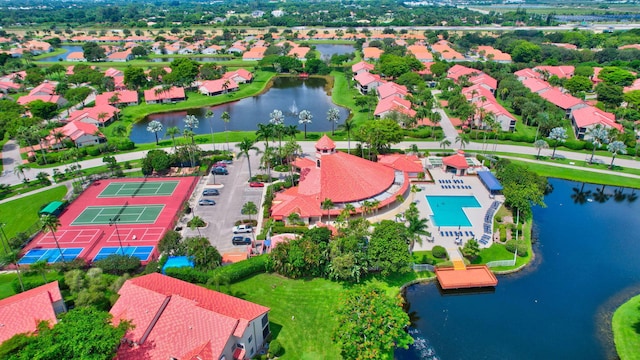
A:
2 140 23 180
431 90 460 142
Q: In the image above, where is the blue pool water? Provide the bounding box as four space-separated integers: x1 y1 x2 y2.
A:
426 195 481 227
162 256 195 274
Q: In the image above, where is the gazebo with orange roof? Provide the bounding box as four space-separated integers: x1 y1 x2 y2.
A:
442 150 469 176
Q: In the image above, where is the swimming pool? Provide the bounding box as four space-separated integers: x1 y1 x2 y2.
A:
426 195 481 227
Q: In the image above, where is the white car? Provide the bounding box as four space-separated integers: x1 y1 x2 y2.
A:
233 224 253 234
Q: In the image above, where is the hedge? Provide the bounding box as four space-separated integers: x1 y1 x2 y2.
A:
165 255 269 285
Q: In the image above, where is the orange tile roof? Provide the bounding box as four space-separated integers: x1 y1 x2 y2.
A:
320 152 395 202
144 86 186 102
378 154 424 173
363 47 384 59
351 61 374 74
443 150 469 169
538 88 584 110
534 65 575 79
572 105 623 132
0 281 62 343
315 134 335 151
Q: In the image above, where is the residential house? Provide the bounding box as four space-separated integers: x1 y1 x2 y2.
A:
431 40 465 61
47 121 105 148
199 78 239 96
462 84 495 102
0 282 66 344
570 106 623 140
362 47 384 61
202 44 223 55
351 61 374 76
624 78 640 93
110 273 271 360
514 68 540 81
475 45 512 63
521 77 552 94
374 97 416 119
227 43 246 54
538 87 586 117
67 103 119 126
23 40 53 55
288 46 310 60
107 49 133 62
376 81 408 100
469 73 498 93
446 64 480 82
407 45 433 63
95 90 139 107
17 81 67 107
242 47 267 61
223 69 253 84
534 65 575 79
474 99 517 132
144 86 186 104
66 52 86 62
354 72 385 95
104 68 124 78
618 44 640 51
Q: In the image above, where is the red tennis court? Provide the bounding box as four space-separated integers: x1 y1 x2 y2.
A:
22 177 198 264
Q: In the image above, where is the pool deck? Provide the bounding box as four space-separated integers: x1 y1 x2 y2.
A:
412 169 505 252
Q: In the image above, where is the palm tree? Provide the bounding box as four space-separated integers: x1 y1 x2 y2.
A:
298 110 313 139
147 120 164 145
30 260 49 283
205 110 215 149
53 129 66 150
285 125 299 140
112 123 127 138
41 215 65 263
327 107 340 135
166 126 181 150
440 138 451 150
221 111 231 151
338 118 355 154
260 146 276 182
586 125 610 164
14 164 30 183
183 114 199 143
321 198 334 222
242 201 258 221
547 127 568 159
183 129 195 145
344 203 356 217
1 250 24 292
269 109 284 126
361 200 373 218
455 133 470 149
607 141 627 169
406 214 431 250
430 111 442 140
534 139 549 159
97 112 108 127
236 137 260 179
255 123 275 149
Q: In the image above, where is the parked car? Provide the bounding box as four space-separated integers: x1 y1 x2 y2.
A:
221 159 233 164
214 161 227 168
202 188 219 196
249 182 265 188
233 224 253 234
232 236 252 245
198 199 216 206
211 167 228 175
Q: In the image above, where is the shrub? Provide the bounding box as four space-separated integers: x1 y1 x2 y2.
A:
234 219 258 226
432 245 447 259
158 230 185 255
117 139 135 151
505 240 528 256
210 255 268 283
93 254 141 275
165 266 209 284
8 232 30 249
563 140 585 151
272 225 308 235
187 216 206 228
12 276 46 293
85 146 101 157
268 339 284 358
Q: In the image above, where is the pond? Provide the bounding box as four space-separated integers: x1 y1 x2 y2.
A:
314 44 355 59
129 77 350 144
396 179 640 360
36 45 84 61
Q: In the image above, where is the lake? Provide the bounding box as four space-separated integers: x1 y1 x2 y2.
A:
130 77 350 144
36 45 84 61
314 44 355 59
396 179 640 360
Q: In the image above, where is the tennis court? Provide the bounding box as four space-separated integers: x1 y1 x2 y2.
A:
71 205 164 225
19 248 83 264
98 180 179 198
93 246 155 262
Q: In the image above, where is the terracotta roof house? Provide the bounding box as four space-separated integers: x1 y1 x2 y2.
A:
442 150 470 176
66 103 119 126
521 77 552 94
110 273 270 360
469 73 498 93
144 86 186 104
242 47 267 61
624 78 640 93
223 69 253 84
30 82 57 96
17 94 66 107
107 49 133 62
431 40 465 61
377 154 424 178
570 106 623 140
538 87 586 117
199 78 239 96
105 68 124 78
67 51 87 61
46 121 105 148
475 45 512 63
374 97 416 119
227 44 246 54
474 98 517 132
376 81 408 100
354 72 385 95
288 46 310 60
202 44 223 55
462 84 495 102
534 65 575 79
514 68 540 81
0 81 21 94
447 64 480 81
23 40 53 55
407 45 433 62
351 61 375 76
363 47 384 61
95 90 139 107
0 281 66 344
271 135 412 222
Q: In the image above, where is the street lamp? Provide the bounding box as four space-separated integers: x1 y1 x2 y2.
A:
109 217 125 256
0 223 9 253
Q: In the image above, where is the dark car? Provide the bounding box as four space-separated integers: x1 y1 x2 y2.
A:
202 188 220 196
198 199 216 206
232 236 252 245
211 167 228 175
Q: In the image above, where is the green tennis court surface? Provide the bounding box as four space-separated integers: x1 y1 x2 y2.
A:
98 181 179 197
72 205 164 225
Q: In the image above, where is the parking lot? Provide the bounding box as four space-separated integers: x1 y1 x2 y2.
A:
182 154 264 254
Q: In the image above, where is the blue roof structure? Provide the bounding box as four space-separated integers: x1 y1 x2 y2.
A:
477 171 503 192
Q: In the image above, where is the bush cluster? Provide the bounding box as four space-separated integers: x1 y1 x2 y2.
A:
505 240 528 257
431 245 447 259
164 255 269 284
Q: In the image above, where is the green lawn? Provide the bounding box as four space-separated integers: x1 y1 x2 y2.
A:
330 70 372 125
0 271 64 300
613 294 640 360
0 185 67 254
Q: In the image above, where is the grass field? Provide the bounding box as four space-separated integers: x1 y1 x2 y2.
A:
0 186 67 255
612 294 640 360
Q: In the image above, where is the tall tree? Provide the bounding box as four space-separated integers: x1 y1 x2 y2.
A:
327 107 340 136
221 111 231 151
367 220 412 276
607 140 627 169
586 125 610 164
547 127 568 159
40 215 64 263
146 120 163 145
183 114 199 144
321 198 334 223
534 139 548 159
236 138 260 179
242 201 258 221
165 126 181 150
338 118 355 154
